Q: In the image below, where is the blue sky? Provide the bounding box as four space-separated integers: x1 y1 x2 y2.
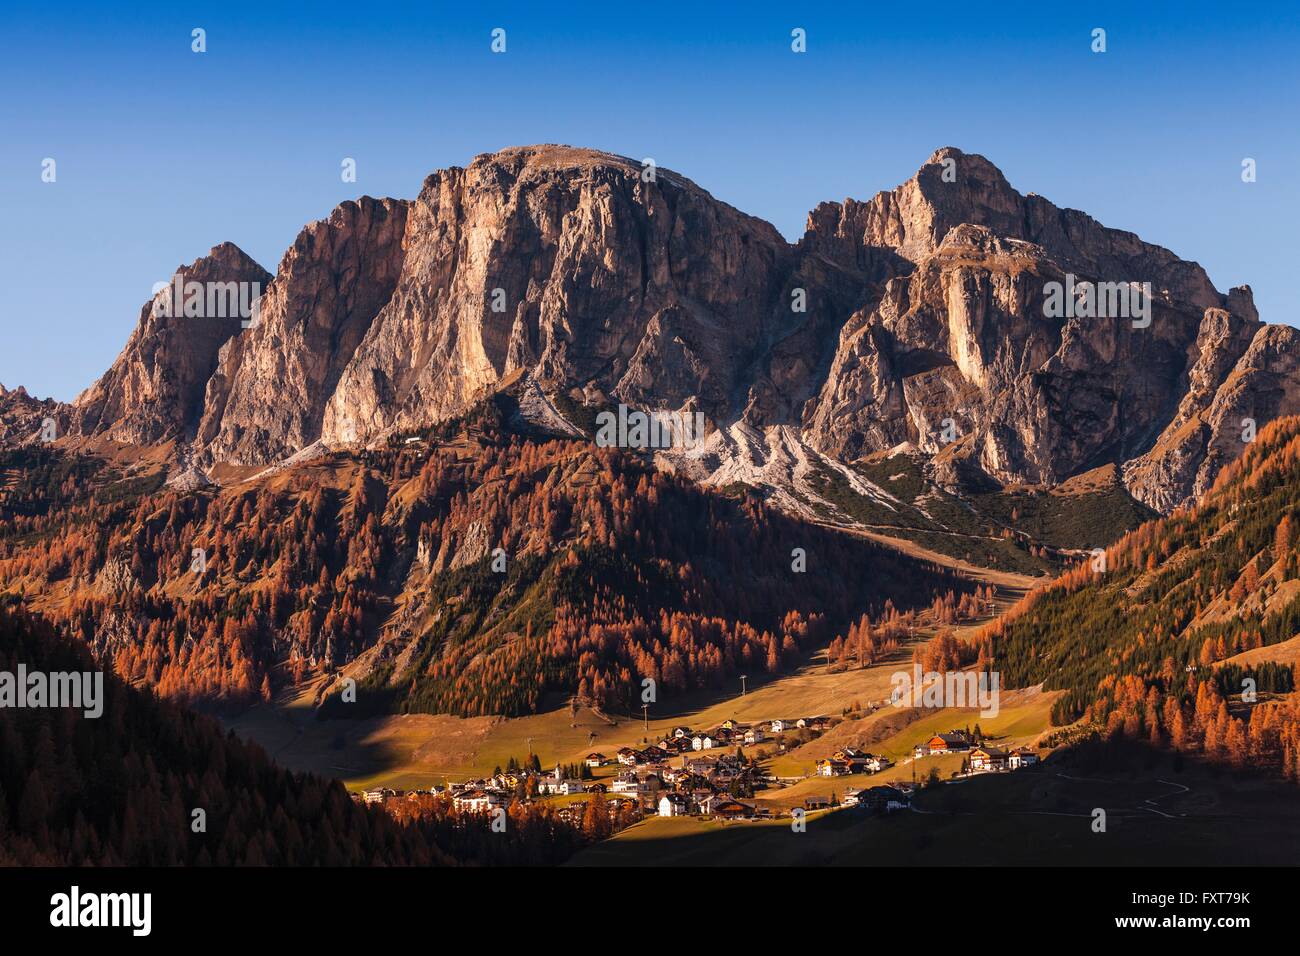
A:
2 1 1297 401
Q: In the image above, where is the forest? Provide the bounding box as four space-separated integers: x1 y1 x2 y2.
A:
0 401 968 718
0 597 613 865
967 417 1300 781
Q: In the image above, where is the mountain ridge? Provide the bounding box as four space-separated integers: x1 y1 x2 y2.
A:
9 145 1298 518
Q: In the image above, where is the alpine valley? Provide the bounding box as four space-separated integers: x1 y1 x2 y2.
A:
4 146 1300 867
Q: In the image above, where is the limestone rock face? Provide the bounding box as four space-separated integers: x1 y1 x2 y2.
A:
0 384 68 445
804 147 1222 311
319 146 800 448
52 145 1300 513
1124 321 1300 510
196 197 409 465
798 149 1281 502
72 243 272 445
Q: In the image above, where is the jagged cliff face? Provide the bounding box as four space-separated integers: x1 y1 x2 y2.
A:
73 243 272 446
1123 318 1300 510
319 146 801 447
796 148 1281 507
196 197 409 465
50 145 1300 513
0 384 67 444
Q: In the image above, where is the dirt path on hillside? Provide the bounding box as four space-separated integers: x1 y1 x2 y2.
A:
830 523 1046 591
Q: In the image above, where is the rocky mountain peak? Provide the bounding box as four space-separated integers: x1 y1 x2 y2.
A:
40 146 1300 517
73 243 271 446
195 196 409 465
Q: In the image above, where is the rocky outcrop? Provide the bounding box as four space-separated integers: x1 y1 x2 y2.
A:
49 145 1300 513
803 147 1222 311
1124 321 1300 510
319 146 802 449
0 384 68 445
72 243 272 445
196 198 409 465
798 149 1281 502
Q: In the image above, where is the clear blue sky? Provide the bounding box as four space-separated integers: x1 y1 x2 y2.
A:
2 1 1296 401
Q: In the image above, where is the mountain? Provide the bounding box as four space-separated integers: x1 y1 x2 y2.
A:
0 384 63 445
5 144 1300 716
73 243 273 446
0 396 969 716
46 145 1299 525
197 198 409 465
975 416 1300 779
796 148 1299 512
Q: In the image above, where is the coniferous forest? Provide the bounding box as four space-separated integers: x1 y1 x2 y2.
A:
971 418 1300 780
0 399 968 719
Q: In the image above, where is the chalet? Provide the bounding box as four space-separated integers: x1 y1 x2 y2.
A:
866 755 893 773
642 745 669 762
672 726 692 738
834 748 873 772
720 718 739 730
769 719 789 733
616 747 639 766
361 788 392 806
1009 749 1040 770
711 798 751 819
743 728 765 745
969 745 1009 772
863 786 909 813
453 789 505 813
537 771 584 795
610 773 645 795
816 759 851 777
798 715 832 731
691 735 715 751
690 788 716 807
803 795 832 810
585 752 607 768
927 732 972 755
842 788 862 807
658 793 690 817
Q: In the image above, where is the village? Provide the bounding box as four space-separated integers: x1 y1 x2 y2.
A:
354 712 1044 828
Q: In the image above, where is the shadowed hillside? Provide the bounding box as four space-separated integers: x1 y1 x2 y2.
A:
973 417 1300 780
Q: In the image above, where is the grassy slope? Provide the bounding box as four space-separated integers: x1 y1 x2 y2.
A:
989 418 1300 717
231 587 1056 793
811 455 1155 577
568 749 1300 866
